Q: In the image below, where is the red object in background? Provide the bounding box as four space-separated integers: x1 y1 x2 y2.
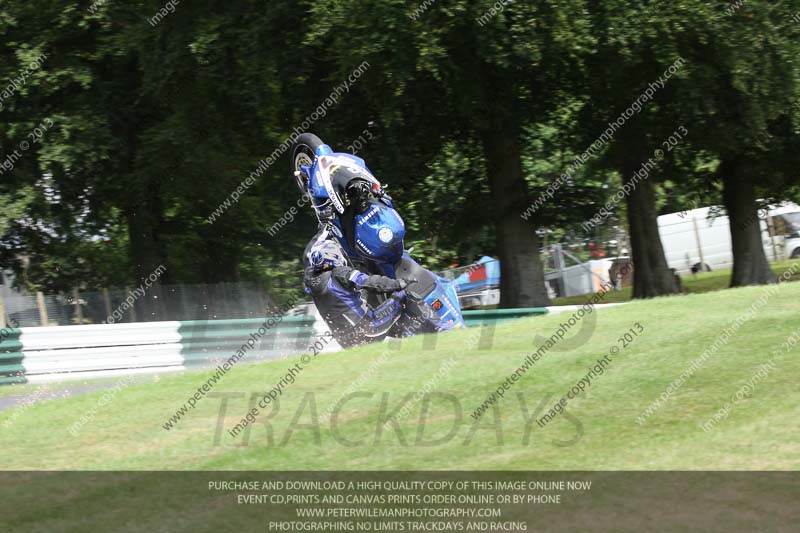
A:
469 265 487 282
589 242 606 258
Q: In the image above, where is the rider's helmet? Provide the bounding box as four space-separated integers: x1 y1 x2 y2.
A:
308 239 347 273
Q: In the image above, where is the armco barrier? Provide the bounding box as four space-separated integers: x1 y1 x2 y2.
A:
18 322 183 381
0 308 547 384
462 308 548 327
3 316 319 384
178 316 317 367
0 328 25 385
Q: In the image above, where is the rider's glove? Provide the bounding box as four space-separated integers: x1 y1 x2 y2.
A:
360 275 407 293
331 266 412 293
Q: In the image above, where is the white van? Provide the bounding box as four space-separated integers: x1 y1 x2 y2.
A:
657 202 800 274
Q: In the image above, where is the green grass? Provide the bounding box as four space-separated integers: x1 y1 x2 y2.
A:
1 277 799 472
550 259 800 306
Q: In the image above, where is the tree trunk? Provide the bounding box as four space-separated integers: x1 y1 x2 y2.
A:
720 159 776 287
622 157 679 299
126 187 166 321
482 135 550 308
203 240 242 284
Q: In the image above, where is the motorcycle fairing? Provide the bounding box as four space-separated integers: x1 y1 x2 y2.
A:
352 200 405 263
297 137 465 334
393 254 465 331
304 150 403 265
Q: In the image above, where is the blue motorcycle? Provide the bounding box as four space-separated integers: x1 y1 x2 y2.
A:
291 133 465 333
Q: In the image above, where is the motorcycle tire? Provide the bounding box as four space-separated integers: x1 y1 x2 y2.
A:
291 133 325 195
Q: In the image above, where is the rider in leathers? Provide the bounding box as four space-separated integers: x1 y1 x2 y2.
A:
304 239 409 348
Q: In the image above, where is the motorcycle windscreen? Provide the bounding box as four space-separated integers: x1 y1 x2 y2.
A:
394 255 438 297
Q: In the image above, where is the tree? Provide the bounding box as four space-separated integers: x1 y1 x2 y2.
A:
0 0 319 300
572 1 702 298
667 0 800 286
306 0 596 307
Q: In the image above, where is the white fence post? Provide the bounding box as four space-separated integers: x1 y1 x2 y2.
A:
103 288 113 319
36 291 49 326
0 293 6 329
72 288 84 325
125 287 137 322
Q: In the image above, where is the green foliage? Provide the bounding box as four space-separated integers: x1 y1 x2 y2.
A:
0 0 798 293
0 186 33 237
401 139 493 270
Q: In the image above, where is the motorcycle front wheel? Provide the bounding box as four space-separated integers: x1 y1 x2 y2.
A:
291 133 324 195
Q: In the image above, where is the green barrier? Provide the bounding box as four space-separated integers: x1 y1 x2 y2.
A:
178 316 316 366
0 311 548 385
0 329 22 352
0 364 26 384
180 326 314 340
178 316 315 331
0 373 26 385
182 350 290 366
0 340 23 354
0 351 24 363
0 330 25 384
181 338 307 350
462 308 549 327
